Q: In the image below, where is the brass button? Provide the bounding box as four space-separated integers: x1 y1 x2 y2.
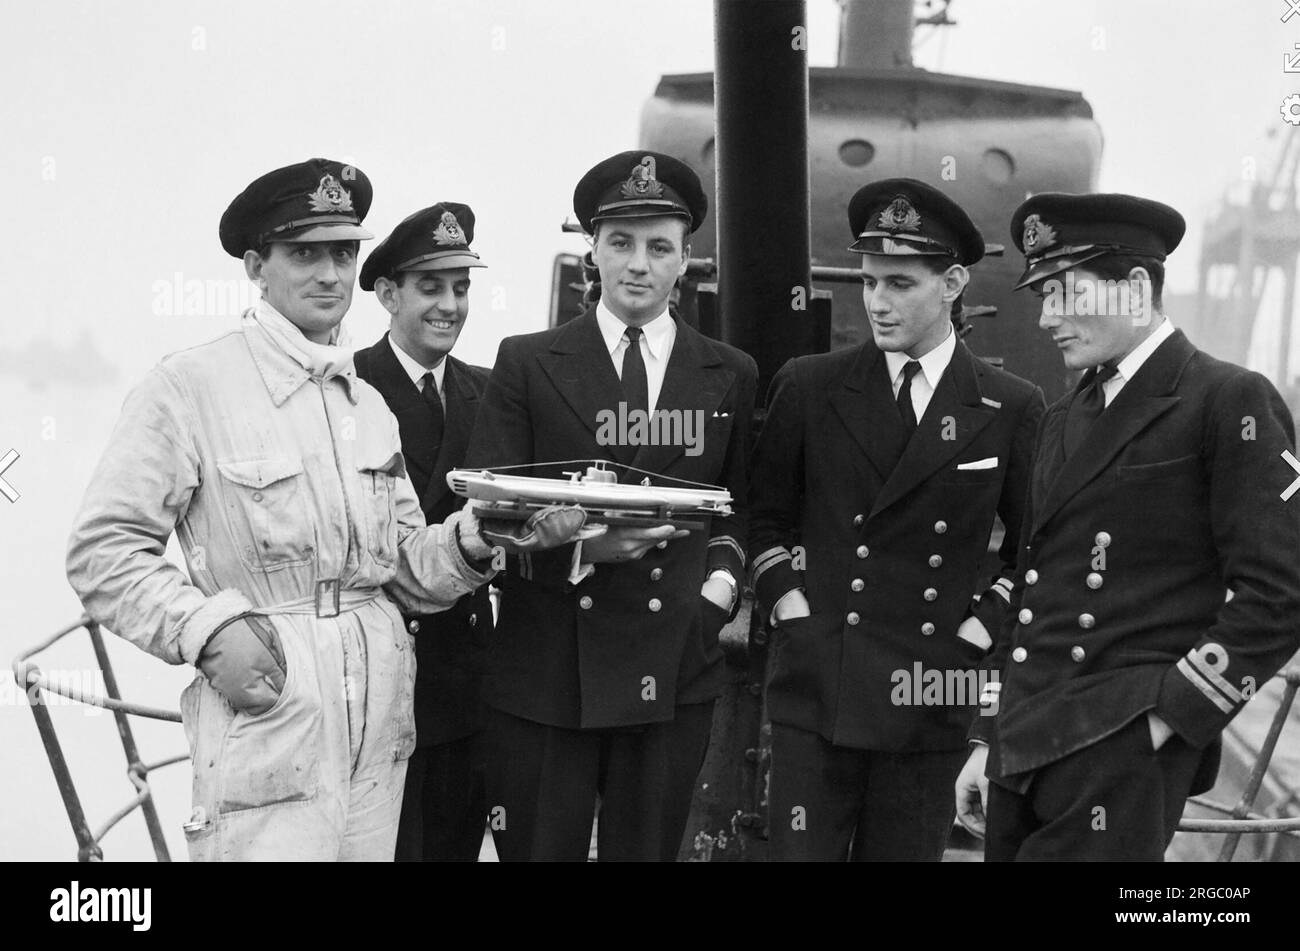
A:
1018 608 1033 624
648 598 662 612
1024 569 1038 585
1086 572 1103 590
850 578 865 592
934 520 948 534
252 492 264 503
921 622 935 636
923 587 938 602
407 620 420 634
1071 646 1086 663
1095 531 1111 548
1012 646 1028 663
469 613 478 627
579 595 593 610
1078 613 1096 629
846 611 860 626
856 545 869 559
650 568 663 581
929 555 943 568
853 514 865 527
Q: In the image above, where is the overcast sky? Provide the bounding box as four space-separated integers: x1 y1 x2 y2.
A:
0 0 1294 372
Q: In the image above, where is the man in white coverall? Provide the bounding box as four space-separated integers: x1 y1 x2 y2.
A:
65 158 588 861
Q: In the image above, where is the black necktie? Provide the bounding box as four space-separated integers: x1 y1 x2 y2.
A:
420 371 445 456
621 327 649 416
896 360 923 435
1063 364 1119 456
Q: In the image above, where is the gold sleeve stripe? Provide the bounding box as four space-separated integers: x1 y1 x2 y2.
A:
750 546 792 583
708 535 746 565
1176 656 1236 714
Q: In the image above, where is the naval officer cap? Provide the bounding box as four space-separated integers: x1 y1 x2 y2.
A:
219 157 374 258
1010 192 1186 290
573 150 707 234
848 178 985 266
359 202 486 292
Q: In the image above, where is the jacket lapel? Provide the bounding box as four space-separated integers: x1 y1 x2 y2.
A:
869 340 997 520
421 357 479 516
1031 330 1194 534
829 343 909 487
357 335 439 495
628 319 732 477
536 310 627 465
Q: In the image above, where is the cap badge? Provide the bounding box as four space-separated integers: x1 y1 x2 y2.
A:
877 196 922 233
620 156 665 200
307 174 354 213
1022 214 1057 253
432 211 466 246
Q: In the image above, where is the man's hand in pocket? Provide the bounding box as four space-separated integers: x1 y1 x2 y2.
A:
772 589 812 624
198 615 286 715
701 575 735 612
1147 711 1174 751
955 614 992 651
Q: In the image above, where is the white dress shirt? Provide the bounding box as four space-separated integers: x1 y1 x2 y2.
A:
595 302 676 411
1100 317 1175 407
883 323 957 423
576 304 732 598
387 334 446 408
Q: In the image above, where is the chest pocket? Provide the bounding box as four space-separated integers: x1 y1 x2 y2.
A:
1116 453 1201 483
937 466 1002 486
357 446 406 570
216 455 312 572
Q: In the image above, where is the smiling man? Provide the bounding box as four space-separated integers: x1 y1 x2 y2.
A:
465 150 757 861
749 178 1043 861
955 193 1300 861
354 203 494 862
65 160 586 861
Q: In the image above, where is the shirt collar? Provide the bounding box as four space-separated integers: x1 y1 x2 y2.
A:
883 322 956 390
243 299 360 407
1110 316 1175 384
595 301 675 361
387 333 446 392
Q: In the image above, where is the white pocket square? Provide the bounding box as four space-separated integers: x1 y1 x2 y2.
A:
712 411 730 418
956 457 998 471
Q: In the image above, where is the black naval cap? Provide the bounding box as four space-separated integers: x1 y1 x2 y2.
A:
219 157 374 258
1010 192 1186 290
847 178 985 266
359 202 486 292
573 150 707 234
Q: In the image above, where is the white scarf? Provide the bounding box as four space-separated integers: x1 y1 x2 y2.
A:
248 297 355 381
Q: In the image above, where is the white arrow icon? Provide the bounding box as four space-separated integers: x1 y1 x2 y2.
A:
1282 449 1300 502
1287 45 1300 72
0 449 18 503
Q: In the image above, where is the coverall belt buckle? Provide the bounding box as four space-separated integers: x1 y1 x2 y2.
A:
314 578 341 618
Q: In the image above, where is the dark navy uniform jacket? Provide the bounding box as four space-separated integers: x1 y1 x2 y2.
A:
354 336 494 746
975 329 1300 792
750 337 1044 751
465 309 757 730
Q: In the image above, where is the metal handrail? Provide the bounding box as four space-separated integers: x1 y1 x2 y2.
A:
14 616 1300 861
13 615 188 861
1174 665 1300 860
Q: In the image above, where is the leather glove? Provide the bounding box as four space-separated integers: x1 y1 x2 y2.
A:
478 504 606 554
197 614 286 716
